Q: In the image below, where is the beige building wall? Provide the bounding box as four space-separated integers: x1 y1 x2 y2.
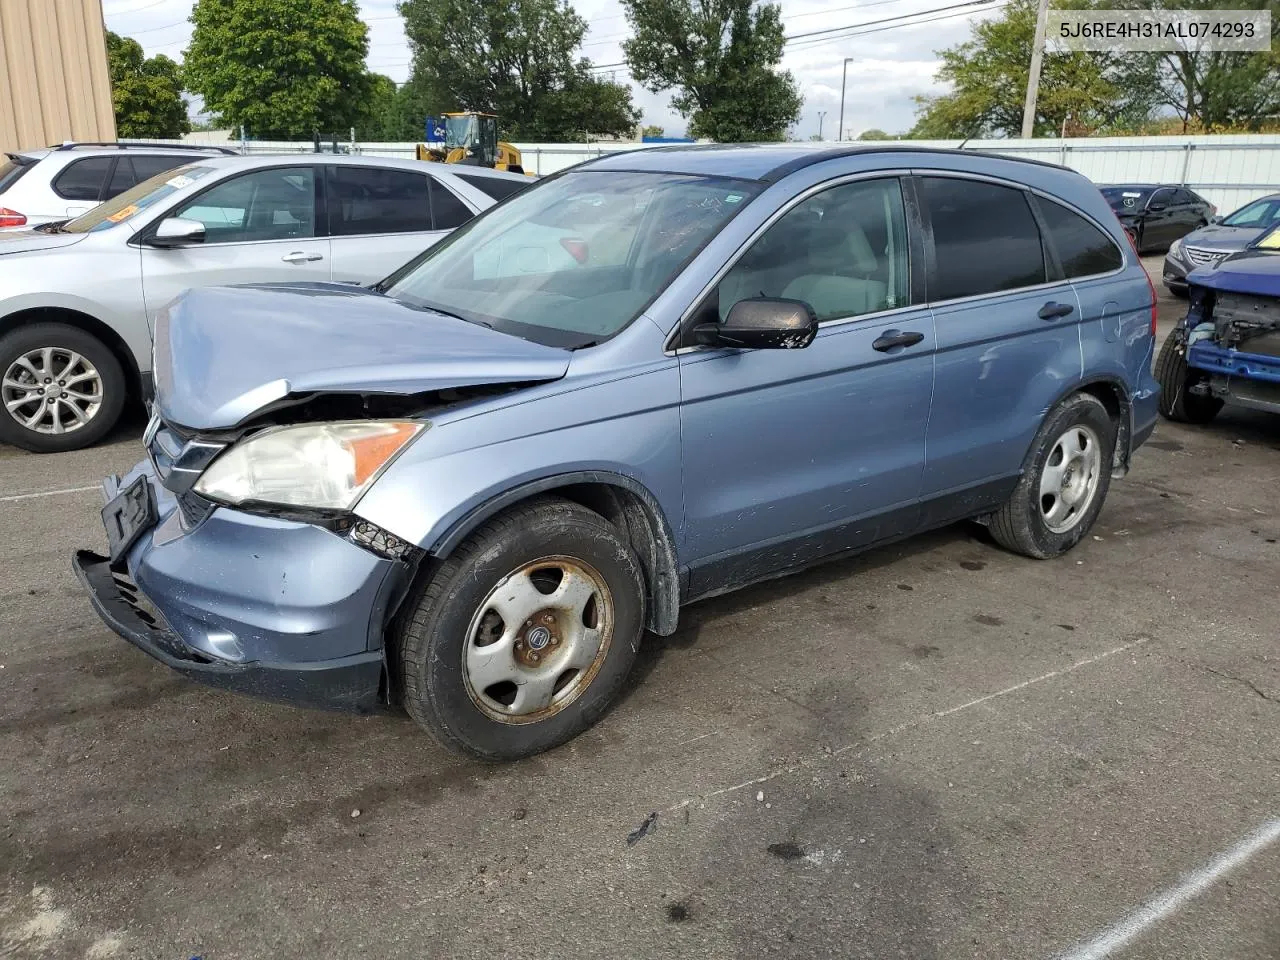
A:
0 0 116 152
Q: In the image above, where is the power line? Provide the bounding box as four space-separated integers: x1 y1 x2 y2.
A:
786 0 995 41
787 2 1004 49
103 0 175 16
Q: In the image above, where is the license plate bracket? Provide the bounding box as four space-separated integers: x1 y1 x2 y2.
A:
102 475 157 564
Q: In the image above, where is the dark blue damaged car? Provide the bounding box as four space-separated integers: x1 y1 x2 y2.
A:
1156 226 1280 423
75 144 1160 760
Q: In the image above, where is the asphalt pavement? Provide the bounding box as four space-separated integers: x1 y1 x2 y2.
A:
1 258 1277 960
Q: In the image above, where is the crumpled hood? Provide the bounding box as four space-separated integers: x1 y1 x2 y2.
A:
1188 249 1280 298
154 282 572 429
0 228 86 256
1179 224 1264 251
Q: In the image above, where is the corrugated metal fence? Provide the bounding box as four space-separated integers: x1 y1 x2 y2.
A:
144 134 1280 212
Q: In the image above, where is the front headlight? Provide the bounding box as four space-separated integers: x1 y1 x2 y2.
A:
194 420 424 510
1169 238 1184 257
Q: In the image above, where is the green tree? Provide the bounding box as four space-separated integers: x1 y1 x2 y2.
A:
106 32 190 138
641 124 665 138
398 0 639 141
857 128 891 140
184 0 372 139
909 0 1159 138
1110 0 1280 131
354 73 399 140
621 0 801 142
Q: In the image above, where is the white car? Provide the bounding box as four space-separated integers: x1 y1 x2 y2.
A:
0 142 233 229
0 153 530 452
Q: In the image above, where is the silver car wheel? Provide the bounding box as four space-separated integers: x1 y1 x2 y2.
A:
463 555 614 724
2 347 103 435
1038 424 1102 534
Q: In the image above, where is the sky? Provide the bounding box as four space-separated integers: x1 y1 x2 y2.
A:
101 0 1007 140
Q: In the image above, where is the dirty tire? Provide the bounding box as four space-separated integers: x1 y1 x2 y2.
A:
398 496 645 760
1155 331 1222 424
988 393 1117 559
0 323 126 453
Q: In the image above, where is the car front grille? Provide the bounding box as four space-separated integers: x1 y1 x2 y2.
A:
1184 245 1230 266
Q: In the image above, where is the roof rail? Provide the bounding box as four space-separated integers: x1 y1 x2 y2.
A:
51 141 239 156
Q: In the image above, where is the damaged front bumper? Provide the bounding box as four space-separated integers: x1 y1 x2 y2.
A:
74 459 411 712
1187 341 1280 413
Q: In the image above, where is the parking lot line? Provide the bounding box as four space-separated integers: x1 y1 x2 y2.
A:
664 636 1151 813
1059 818 1280 960
0 484 99 503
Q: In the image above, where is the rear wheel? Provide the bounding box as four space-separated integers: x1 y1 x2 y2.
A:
398 497 645 760
0 323 126 453
1155 331 1222 423
989 393 1117 559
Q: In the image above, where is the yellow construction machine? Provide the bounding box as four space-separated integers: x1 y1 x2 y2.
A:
415 112 527 174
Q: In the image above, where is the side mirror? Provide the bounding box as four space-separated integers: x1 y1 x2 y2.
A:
694 297 818 350
147 217 206 248
1209 215 1223 225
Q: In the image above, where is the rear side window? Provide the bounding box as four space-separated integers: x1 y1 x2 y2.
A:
1036 199 1122 278
429 180 473 230
328 166 433 236
106 158 136 198
52 156 114 201
0 157 34 193
455 173 530 202
921 177 1046 301
131 154 203 185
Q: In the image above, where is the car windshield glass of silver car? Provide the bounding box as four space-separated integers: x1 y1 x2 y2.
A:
57 164 217 234
384 171 762 347
1221 196 1280 228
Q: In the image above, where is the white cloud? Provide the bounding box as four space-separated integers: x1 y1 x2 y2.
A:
104 0 1003 140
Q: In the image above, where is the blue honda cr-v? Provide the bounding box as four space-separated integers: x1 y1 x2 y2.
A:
75 144 1160 759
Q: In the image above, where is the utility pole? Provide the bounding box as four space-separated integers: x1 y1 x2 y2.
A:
817 111 828 140
838 58 853 141
1020 0 1051 138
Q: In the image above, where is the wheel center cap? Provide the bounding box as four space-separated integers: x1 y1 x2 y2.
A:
526 625 552 651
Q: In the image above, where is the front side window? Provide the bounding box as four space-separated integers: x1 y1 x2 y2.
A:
175 167 315 243
456 173 529 203
384 170 761 348
329 166 432 236
1037 198 1122 278
716 177 909 323
52 156 114 201
922 177 1046 301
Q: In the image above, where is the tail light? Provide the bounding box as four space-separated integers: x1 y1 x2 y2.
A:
0 207 26 228
1116 213 1158 336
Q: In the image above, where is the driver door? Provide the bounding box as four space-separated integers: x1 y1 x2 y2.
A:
140 166 329 328
676 177 936 597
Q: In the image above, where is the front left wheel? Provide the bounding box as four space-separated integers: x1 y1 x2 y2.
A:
398 497 646 760
0 323 126 453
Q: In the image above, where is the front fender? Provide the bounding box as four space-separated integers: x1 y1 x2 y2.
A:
354 363 684 560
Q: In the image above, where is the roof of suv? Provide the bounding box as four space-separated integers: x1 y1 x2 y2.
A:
581 142 1070 182
164 152 531 182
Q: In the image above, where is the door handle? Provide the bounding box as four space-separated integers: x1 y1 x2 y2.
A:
1038 301 1074 320
872 329 925 352
282 251 323 263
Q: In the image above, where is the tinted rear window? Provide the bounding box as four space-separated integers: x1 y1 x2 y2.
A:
1036 198 1123 278
0 156 34 193
429 180 473 230
922 177 1046 301
1101 187 1151 211
329 165 433 236
52 156 114 201
456 173 530 202
131 154 204 184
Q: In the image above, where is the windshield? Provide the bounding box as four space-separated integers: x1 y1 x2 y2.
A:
445 115 477 150
383 170 762 347
1222 196 1280 228
58 164 217 233
1101 187 1152 212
